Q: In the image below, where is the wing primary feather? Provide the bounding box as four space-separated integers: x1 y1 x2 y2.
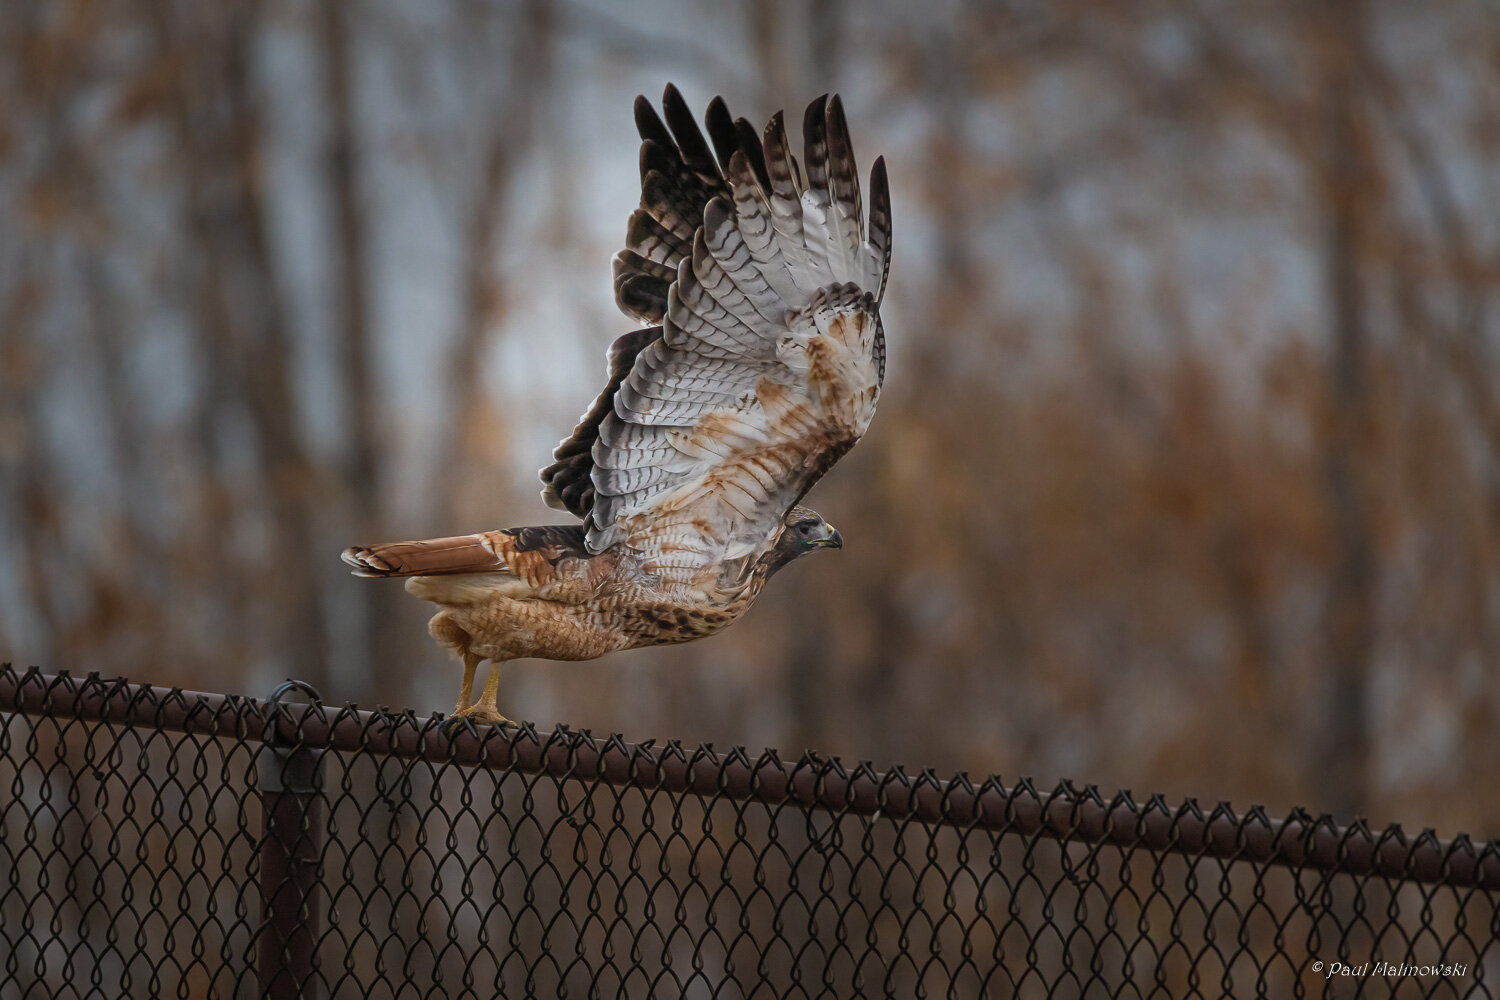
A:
634 94 675 154
614 271 669 322
639 140 686 191
762 110 802 196
626 208 689 265
800 95 831 200
614 248 677 286
704 96 740 173
639 170 700 242
799 95 836 283
825 95 864 284
617 89 742 323
727 149 801 303
734 117 772 193
671 269 771 354
662 84 724 190
762 110 812 291
868 155 893 304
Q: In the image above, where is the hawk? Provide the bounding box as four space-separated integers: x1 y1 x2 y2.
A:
342 86 892 726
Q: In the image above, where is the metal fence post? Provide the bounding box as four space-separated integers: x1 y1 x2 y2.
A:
258 680 327 1000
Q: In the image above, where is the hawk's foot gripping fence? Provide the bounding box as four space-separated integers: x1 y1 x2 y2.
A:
1 667 1496 998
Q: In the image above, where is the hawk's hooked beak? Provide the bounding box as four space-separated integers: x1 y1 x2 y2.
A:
815 524 844 549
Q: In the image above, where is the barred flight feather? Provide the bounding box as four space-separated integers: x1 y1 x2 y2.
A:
867 157 893 303
626 208 689 265
670 275 766 355
541 327 660 518
761 113 814 294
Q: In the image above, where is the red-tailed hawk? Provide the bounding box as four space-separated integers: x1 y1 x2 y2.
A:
342 87 892 726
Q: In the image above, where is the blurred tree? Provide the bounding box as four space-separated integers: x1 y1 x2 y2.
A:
1 0 1497 835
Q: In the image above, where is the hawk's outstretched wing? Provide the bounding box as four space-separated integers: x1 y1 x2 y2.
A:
542 87 892 579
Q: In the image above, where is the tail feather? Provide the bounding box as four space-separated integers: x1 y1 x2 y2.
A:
341 534 507 578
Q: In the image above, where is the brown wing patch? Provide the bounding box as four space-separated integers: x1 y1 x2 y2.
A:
806 337 838 383
755 374 797 414
686 439 809 514
679 410 762 456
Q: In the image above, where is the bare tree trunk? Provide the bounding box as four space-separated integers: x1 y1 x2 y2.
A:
433 0 555 527
0 257 60 665
1316 9 1377 821
443 124 516 509
156 3 328 691
317 0 400 703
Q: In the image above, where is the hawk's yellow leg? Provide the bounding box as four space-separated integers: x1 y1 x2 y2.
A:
475 664 506 720
445 654 511 730
453 652 480 716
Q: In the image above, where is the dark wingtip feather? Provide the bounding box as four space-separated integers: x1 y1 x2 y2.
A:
824 94 862 235
704 96 739 172
634 96 674 164
661 84 718 180
639 139 677 182
870 156 891 233
802 95 830 189
802 94 830 142
868 155 893 302
616 273 670 323
734 117 771 193
827 95 853 163
618 89 735 325
764 108 785 141
762 110 803 193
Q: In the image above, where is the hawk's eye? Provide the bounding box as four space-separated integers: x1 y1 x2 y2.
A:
797 521 816 536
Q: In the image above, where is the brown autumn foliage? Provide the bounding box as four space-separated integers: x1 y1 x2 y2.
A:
1 0 1498 837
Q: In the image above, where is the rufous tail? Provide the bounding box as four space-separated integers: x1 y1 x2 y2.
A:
341 534 506 577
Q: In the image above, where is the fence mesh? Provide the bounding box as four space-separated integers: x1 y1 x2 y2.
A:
1 667 1496 999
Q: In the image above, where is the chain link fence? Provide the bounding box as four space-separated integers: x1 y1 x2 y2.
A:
1 666 1497 999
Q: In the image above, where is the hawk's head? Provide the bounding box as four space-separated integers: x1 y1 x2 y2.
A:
772 505 843 562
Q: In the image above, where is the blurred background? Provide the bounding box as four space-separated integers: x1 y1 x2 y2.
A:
2 0 1498 835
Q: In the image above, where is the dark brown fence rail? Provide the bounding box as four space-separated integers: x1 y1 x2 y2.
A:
1 666 1496 998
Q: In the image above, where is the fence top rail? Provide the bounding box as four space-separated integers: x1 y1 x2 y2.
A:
3 665 1497 891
